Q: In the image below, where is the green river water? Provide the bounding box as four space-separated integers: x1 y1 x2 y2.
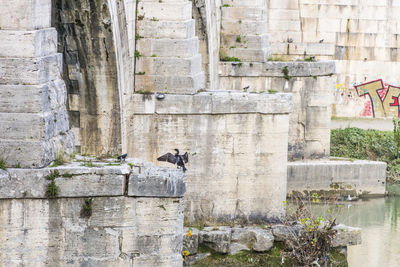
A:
302 184 400 267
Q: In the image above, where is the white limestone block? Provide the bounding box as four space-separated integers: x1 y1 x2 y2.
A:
135 72 205 94
221 7 266 21
137 19 195 39
221 34 269 50
136 55 202 76
0 0 51 30
138 2 192 21
220 47 270 62
0 28 57 58
0 54 62 85
136 38 199 58
222 20 267 35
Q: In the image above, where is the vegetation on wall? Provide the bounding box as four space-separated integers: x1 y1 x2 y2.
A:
331 127 400 183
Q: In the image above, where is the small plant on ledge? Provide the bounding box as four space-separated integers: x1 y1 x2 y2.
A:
221 56 241 62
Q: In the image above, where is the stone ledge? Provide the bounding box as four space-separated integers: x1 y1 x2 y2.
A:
219 61 336 77
0 158 186 199
287 159 387 197
0 165 128 199
130 91 293 115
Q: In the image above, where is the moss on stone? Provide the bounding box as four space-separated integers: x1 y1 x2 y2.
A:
192 243 297 267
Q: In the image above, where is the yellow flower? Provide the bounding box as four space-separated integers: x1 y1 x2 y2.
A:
186 230 192 237
182 250 189 256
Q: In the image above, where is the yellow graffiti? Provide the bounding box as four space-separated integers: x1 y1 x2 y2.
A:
355 79 400 118
335 83 345 90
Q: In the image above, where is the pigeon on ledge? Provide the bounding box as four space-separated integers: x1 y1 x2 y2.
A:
117 153 127 162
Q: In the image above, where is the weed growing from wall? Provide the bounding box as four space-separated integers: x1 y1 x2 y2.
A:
81 198 93 218
0 159 6 170
282 66 291 81
46 170 60 199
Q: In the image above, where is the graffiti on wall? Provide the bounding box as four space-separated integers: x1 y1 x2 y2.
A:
354 79 400 118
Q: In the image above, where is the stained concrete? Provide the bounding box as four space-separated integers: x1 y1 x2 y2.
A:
287 159 387 198
128 91 292 223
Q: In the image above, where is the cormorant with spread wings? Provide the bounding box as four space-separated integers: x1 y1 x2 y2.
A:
157 149 189 172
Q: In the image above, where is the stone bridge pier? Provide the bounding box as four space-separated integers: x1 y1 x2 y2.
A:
0 0 74 168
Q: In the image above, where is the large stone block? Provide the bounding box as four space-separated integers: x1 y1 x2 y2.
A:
0 196 184 266
199 227 232 254
128 92 292 223
332 224 362 247
137 19 195 39
221 34 269 50
220 47 270 62
0 163 127 199
287 160 387 197
0 80 68 113
221 0 265 6
0 54 62 85
135 197 184 236
0 84 49 113
0 131 74 168
0 110 70 140
128 166 186 197
0 28 57 58
221 7 266 21
138 2 192 21
136 55 202 76
136 38 199 58
231 227 274 252
219 61 336 77
222 20 267 35
0 0 51 30
130 91 293 115
134 72 204 94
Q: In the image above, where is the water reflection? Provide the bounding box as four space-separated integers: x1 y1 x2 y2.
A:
289 190 400 267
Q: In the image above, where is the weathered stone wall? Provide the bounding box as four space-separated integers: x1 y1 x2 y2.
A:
0 160 185 266
128 92 292 223
0 0 74 168
266 0 400 119
52 0 122 155
219 61 335 160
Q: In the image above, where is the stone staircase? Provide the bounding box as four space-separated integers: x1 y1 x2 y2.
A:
220 0 270 62
0 0 74 168
135 0 204 94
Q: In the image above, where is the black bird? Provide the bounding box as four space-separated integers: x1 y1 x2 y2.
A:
117 153 127 162
157 149 189 172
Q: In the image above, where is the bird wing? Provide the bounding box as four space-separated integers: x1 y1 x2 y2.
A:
157 153 177 164
182 152 189 163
